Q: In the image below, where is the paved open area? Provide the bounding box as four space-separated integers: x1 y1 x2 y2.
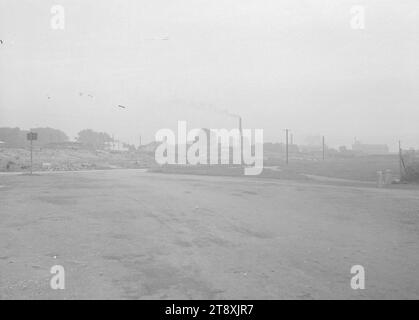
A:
0 169 418 299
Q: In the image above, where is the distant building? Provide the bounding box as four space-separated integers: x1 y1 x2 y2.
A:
264 143 299 154
298 145 323 154
105 141 129 152
352 140 389 155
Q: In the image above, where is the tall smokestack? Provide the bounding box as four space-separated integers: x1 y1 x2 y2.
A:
239 117 243 165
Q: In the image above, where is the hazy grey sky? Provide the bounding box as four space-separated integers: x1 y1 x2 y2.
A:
0 0 418 150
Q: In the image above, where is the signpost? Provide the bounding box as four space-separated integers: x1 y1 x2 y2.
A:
27 132 37 174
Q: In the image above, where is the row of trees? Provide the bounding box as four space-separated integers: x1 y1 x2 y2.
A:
0 127 116 149
76 129 113 149
0 127 69 147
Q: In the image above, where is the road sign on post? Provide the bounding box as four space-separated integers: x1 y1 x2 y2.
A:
27 132 38 141
27 132 37 174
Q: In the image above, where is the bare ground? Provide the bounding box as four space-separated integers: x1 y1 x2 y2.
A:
0 169 418 299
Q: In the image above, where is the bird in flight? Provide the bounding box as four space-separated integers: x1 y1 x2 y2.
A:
117 105 127 109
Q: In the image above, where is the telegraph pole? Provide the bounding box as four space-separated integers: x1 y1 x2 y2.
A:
285 129 289 165
30 138 33 175
399 140 403 179
239 117 243 165
26 131 37 175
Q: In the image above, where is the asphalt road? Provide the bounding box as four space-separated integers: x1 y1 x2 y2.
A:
0 169 418 299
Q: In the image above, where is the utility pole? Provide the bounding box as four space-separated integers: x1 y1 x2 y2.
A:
239 117 243 165
399 140 403 179
26 131 37 175
322 136 325 161
285 129 289 165
30 138 33 175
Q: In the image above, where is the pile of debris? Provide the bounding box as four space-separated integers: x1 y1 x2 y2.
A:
0 147 156 172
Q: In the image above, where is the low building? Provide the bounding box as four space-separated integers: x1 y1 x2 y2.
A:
352 141 389 155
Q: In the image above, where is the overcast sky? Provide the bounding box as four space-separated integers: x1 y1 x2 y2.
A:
0 0 418 150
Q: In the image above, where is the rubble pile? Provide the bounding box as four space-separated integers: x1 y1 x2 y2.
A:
0 147 156 172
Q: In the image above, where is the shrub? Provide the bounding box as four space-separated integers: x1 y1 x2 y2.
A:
403 162 419 182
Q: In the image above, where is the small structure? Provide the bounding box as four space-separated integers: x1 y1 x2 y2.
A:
105 140 129 152
377 169 394 187
352 140 389 155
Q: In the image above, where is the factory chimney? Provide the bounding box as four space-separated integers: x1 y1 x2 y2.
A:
239 117 243 164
